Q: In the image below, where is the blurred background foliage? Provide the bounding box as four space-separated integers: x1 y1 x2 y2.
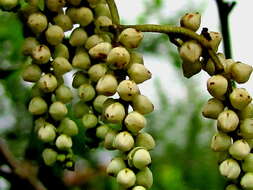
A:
0 0 229 190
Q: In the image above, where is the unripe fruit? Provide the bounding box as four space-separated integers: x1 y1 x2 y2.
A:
106 157 126 176
127 63 152 84
179 41 202 63
107 47 130 69
32 45 51 64
104 102 125 123
93 95 108 113
45 25 64 46
87 0 102 8
207 75 228 100
57 154 66 162
53 43 69 59
66 0 81 6
95 16 112 27
72 50 91 69
89 42 112 60
117 168 136 188
225 184 240 190
55 85 73 103
0 0 18 10
49 101 68 120
239 119 253 138
117 80 139 101
229 139 250 160
85 34 104 50
241 173 253 190
46 0 65 12
181 60 202 78
119 28 144 48
132 95 154 114
22 64 42 82
209 31 222 52
56 134 72 150
230 88 252 110
136 167 153 188
69 28 88 47
180 12 201 31
52 57 72 76
96 74 118 96
129 51 144 65
38 123 56 142
38 74 58 93
136 133 156 150
31 84 45 98
22 37 39 56
104 129 117 150
88 63 108 82
58 118 78 136
114 131 134 152
94 3 111 18
27 13 48 34
223 59 235 78
217 110 239 132
78 84 96 102
242 154 253 172
28 97 48 115
34 117 46 132
96 125 109 139
132 186 146 190
219 159 241 179
73 101 90 118
132 149 151 169
42 148 57 166
202 98 224 119
238 103 253 119
53 14 73 31
210 132 232 152
125 112 146 134
246 139 253 149
231 62 253 83
76 7 94 27
82 113 98 128
72 71 89 89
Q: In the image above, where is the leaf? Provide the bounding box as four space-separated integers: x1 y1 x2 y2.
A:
38 0 45 11
19 0 29 9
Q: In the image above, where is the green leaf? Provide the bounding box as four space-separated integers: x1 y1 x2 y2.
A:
38 0 45 11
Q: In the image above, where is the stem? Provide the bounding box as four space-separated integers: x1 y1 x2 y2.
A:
106 0 120 25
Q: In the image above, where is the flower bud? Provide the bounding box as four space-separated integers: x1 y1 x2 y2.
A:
55 85 73 103
78 84 96 102
219 159 241 179
72 71 89 89
88 63 108 82
231 62 253 83
45 25 64 46
202 98 224 119
76 7 94 27
96 125 109 139
241 173 253 190
96 74 118 96
27 13 48 34
0 0 18 10
107 157 126 176
93 95 108 113
136 167 153 188
38 123 56 142
85 34 104 50
94 3 111 18
210 132 232 152
69 28 88 47
22 37 39 56
49 101 68 120
52 57 72 75
207 75 228 100
42 148 58 166
114 131 134 152
53 14 73 31
117 168 136 188
225 184 240 190
46 0 65 12
238 103 253 119
95 16 112 27
73 101 90 118
132 149 151 169
89 42 112 60
58 118 78 136
34 117 46 132
104 129 117 150
217 110 239 132
125 111 146 134
180 12 201 31
132 95 154 115
28 97 48 115
242 154 253 172
32 45 51 64
38 74 58 93
230 88 252 110
136 132 156 150
223 59 235 78
82 113 98 128
72 50 91 69
22 64 42 82
57 154 66 162
56 134 72 150
179 41 202 63
229 139 250 160
53 43 69 59
239 119 253 138
127 63 152 84
132 186 146 190
104 102 125 123
107 47 130 69
119 28 144 49
117 80 139 101
66 7 78 23
181 60 202 78
31 84 45 98
209 31 222 52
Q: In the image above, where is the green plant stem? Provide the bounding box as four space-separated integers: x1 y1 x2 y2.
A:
105 0 120 25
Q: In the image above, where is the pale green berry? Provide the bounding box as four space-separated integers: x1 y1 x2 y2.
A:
72 50 91 69
38 123 56 142
219 159 241 179
132 95 154 115
107 47 130 69
246 139 253 149
204 58 216 76
202 98 224 119
32 45 51 64
46 0 65 12
27 13 48 34
231 62 253 84
127 63 152 84
85 34 104 50
209 31 222 52
136 167 153 188
42 148 58 166
239 119 253 138
0 0 18 10
182 60 202 78
238 103 253 119
34 117 46 132
93 95 108 113
52 57 72 75
45 25 64 46
132 149 151 169
72 71 89 89
53 14 73 31
225 184 240 190
94 3 111 18
117 168 136 188
229 140 250 160
82 113 98 128
89 42 112 60
242 154 253 172
73 101 90 118
95 16 112 27
102 98 116 113
96 74 118 96
136 132 156 150
66 161 74 168
49 101 68 120
96 125 109 139
57 154 66 162
207 75 228 100
55 85 73 103
76 7 94 27
117 80 139 101
88 63 108 82
132 186 146 190
125 111 146 134
58 118 78 136
66 0 81 6
104 102 125 123
241 173 253 190
180 12 201 31
106 157 126 176
22 64 42 82
38 74 58 93
179 41 202 63
78 84 96 102
28 97 47 115
210 132 232 152
66 7 78 23
230 88 252 110
104 129 117 150
53 43 69 59
69 28 88 47
114 131 134 152
119 28 144 49
217 110 239 132
56 134 72 150
87 0 102 7
22 37 39 56
31 84 45 98
223 59 235 78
